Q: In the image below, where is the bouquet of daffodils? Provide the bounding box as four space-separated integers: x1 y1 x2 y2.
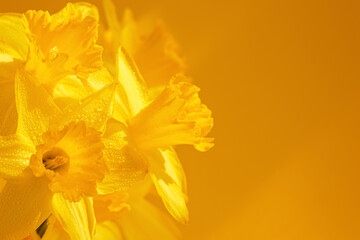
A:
0 1 213 239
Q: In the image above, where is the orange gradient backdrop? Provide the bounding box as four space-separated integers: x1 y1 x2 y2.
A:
2 0 360 239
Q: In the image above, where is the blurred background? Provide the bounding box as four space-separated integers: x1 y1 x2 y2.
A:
2 0 360 239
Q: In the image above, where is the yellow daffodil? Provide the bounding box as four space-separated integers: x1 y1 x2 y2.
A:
0 2 102 136
0 68 145 239
91 70 214 234
99 5 212 224
24 3 102 86
104 48 213 224
101 0 186 94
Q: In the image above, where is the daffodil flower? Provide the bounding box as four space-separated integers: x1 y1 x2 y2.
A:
92 46 215 233
103 48 213 224
0 2 102 136
0 66 145 240
101 0 186 95
24 2 102 84
98 7 212 223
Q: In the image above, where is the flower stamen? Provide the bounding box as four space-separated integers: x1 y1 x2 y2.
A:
42 147 69 171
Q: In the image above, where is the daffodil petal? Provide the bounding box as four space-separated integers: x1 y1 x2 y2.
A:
84 67 114 93
116 47 149 119
0 134 34 180
15 68 61 145
0 176 52 240
0 61 21 135
97 133 147 194
159 147 187 193
119 199 181 240
103 0 121 36
150 177 189 224
41 216 70 240
52 194 95 240
0 99 16 136
0 13 28 62
52 2 99 22
94 221 123 240
147 149 189 223
120 9 139 54
54 83 116 131
0 54 13 62
52 75 88 109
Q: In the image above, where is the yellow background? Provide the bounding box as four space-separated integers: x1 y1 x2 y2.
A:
2 0 360 239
